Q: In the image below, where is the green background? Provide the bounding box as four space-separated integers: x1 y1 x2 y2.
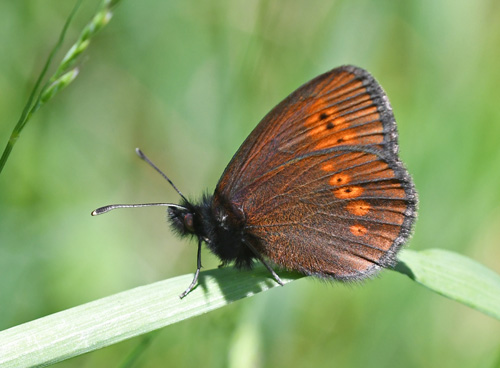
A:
1 0 499 367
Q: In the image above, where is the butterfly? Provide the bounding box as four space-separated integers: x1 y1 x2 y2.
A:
92 65 418 298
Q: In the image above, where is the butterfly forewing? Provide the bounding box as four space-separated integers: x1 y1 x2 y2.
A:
215 65 417 280
217 65 399 200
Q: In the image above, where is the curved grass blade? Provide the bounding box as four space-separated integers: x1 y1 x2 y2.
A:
0 266 303 368
396 248 500 320
0 248 498 367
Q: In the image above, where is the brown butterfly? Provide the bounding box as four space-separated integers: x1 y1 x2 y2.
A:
93 65 418 298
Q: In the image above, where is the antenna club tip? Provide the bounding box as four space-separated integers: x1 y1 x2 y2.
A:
135 148 145 158
91 206 110 216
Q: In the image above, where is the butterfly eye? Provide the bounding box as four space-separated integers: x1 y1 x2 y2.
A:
184 213 195 233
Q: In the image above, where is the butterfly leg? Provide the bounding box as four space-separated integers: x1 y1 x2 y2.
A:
243 239 284 286
179 238 203 299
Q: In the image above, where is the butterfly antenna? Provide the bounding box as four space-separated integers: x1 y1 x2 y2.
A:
91 203 186 216
135 148 190 204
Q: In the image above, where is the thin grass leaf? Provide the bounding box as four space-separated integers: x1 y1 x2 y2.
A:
396 248 500 320
0 248 498 367
0 266 303 368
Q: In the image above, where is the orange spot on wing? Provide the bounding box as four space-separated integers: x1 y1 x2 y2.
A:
350 224 367 236
314 132 350 150
308 124 328 137
305 108 343 134
306 98 328 115
333 186 363 199
321 162 335 172
346 200 371 216
329 173 351 186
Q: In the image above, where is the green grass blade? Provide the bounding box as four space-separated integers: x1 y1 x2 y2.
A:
0 266 302 368
0 248 498 367
396 249 500 320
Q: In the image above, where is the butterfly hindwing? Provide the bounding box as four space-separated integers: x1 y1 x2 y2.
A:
239 146 417 279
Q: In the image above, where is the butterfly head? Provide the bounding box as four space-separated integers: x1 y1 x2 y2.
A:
167 195 215 245
168 203 197 236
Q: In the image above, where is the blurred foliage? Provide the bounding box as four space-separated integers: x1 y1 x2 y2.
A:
0 0 499 367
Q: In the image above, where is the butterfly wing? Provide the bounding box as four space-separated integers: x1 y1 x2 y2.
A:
214 65 417 279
